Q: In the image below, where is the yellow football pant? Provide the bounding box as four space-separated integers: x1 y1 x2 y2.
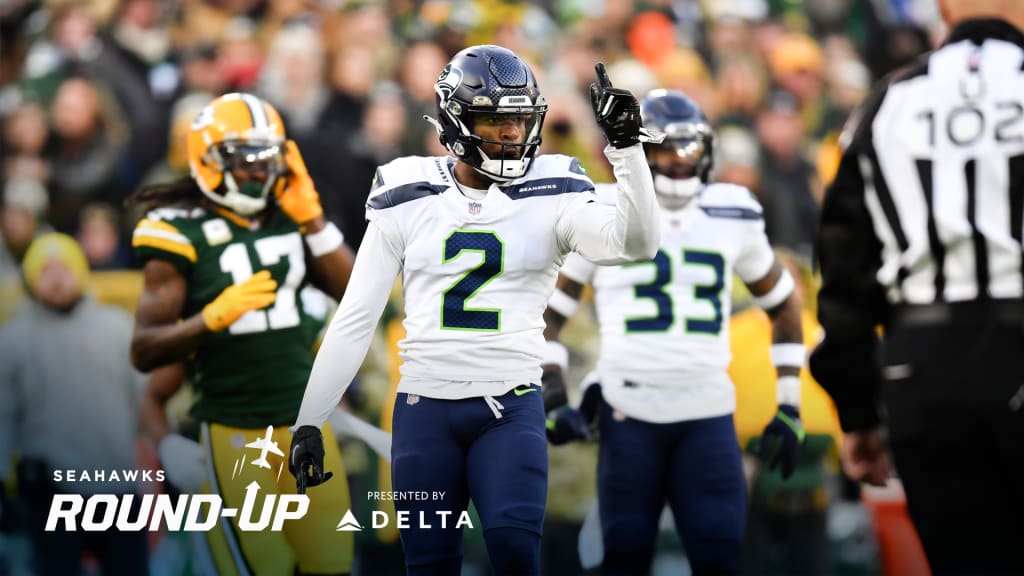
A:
195 422 353 576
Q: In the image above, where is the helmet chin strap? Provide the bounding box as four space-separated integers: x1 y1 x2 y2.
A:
653 174 702 210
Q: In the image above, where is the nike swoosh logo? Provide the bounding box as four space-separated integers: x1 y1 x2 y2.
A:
513 386 538 396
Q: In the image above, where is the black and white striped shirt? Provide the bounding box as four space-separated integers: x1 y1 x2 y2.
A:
811 18 1024 431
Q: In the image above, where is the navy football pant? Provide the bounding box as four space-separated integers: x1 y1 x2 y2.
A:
598 402 746 576
391 387 547 575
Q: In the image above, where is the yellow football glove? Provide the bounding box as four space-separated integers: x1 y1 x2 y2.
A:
276 140 324 225
202 270 278 332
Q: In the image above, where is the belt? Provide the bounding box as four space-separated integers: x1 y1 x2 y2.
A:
893 299 1024 327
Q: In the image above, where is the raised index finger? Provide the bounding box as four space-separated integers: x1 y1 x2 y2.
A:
594 62 612 89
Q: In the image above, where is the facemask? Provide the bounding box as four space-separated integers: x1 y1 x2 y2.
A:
653 174 702 209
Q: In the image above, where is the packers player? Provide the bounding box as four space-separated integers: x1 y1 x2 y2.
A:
128 92 355 576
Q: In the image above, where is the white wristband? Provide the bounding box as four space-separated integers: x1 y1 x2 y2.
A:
305 221 344 257
770 343 806 368
751 268 795 311
542 340 569 371
777 375 801 407
548 288 579 318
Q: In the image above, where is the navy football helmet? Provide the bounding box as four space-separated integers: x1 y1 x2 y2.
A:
426 45 547 182
639 90 713 205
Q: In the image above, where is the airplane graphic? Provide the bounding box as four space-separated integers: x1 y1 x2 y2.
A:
245 426 284 469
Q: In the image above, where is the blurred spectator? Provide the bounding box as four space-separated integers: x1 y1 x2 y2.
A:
864 22 932 80
86 0 177 179
767 32 827 137
18 2 102 106
398 39 449 156
77 203 132 270
218 17 265 91
652 47 718 119
716 54 769 128
755 90 821 260
715 126 762 193
0 177 49 280
46 76 128 234
259 23 329 137
0 233 149 576
2 102 50 183
325 82 408 250
142 93 209 187
175 42 225 98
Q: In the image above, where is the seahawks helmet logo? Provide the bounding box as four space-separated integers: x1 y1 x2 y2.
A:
436 64 464 101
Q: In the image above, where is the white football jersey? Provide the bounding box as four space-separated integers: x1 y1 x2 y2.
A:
295 146 658 427
563 182 775 423
371 154 597 395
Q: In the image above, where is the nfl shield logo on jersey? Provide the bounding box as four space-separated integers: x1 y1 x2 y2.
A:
468 202 481 215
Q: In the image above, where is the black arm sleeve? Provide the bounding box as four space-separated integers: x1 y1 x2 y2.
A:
809 92 892 432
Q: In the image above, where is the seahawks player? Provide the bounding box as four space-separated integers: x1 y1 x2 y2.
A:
543 90 806 575
288 45 660 575
128 93 356 576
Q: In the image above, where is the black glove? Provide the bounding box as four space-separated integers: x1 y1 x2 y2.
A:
590 62 643 149
289 425 333 494
541 365 569 414
0 483 10 534
758 404 806 479
546 407 592 445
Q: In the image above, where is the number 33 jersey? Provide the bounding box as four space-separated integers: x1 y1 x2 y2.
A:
133 207 325 427
562 183 775 421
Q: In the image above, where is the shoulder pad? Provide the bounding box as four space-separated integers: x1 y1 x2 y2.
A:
366 156 451 211
500 155 594 200
132 215 198 264
698 183 763 221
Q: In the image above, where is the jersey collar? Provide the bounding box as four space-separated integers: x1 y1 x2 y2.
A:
944 18 1024 50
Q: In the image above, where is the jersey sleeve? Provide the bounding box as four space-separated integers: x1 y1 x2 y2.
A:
556 146 659 265
131 215 197 274
560 250 597 285
294 221 402 428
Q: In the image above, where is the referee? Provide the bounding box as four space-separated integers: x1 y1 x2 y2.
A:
809 0 1024 573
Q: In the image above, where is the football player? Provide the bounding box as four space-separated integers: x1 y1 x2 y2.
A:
543 90 807 575
128 93 356 576
288 44 660 575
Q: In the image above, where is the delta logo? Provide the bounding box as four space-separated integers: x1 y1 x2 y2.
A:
335 509 474 531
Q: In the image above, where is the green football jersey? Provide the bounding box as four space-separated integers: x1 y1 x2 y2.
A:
133 206 324 427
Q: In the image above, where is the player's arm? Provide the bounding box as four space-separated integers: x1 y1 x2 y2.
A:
139 361 185 443
290 220 400 491
541 273 586 411
277 139 356 301
560 64 660 265
131 260 206 372
542 259 601 445
745 257 806 479
140 362 207 492
746 258 804 380
303 215 356 301
131 259 278 372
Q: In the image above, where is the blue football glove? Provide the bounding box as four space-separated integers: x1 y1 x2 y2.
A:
758 404 806 479
546 407 591 445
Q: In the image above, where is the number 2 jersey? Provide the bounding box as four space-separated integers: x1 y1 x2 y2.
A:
133 207 326 427
295 147 658 428
562 182 776 423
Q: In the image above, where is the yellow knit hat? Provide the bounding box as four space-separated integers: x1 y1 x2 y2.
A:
22 233 90 292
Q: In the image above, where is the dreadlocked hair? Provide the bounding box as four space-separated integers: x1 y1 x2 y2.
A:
124 176 204 214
